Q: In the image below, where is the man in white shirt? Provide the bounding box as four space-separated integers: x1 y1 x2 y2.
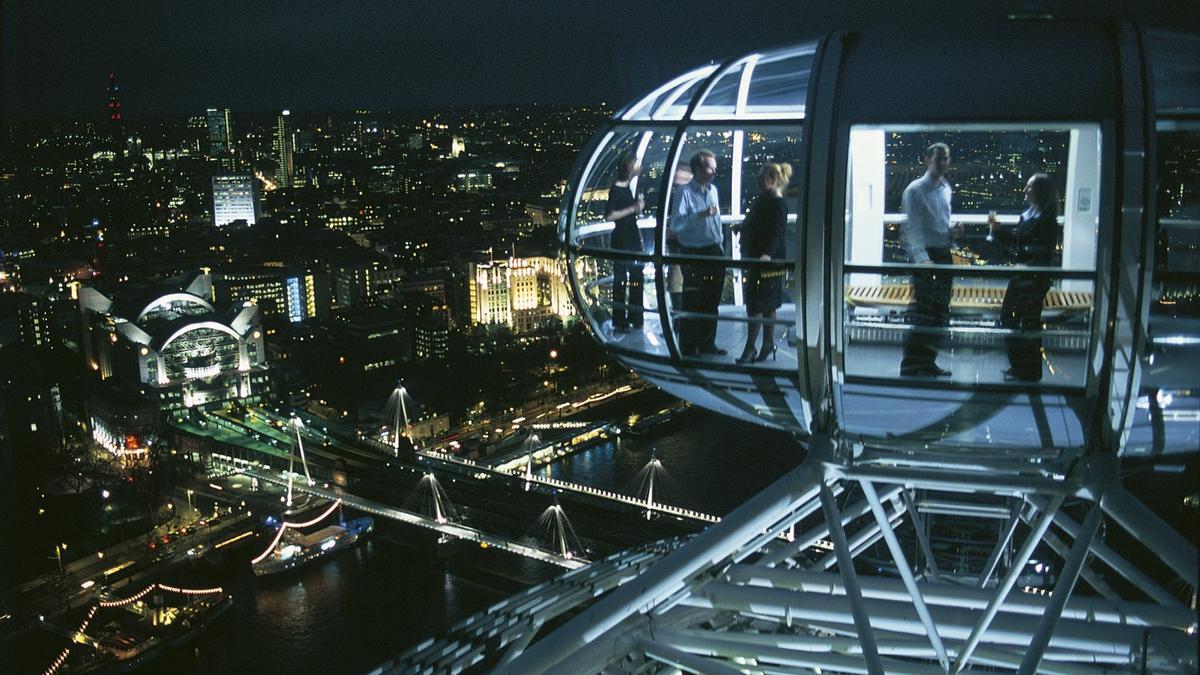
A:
669 150 725 356
899 142 960 377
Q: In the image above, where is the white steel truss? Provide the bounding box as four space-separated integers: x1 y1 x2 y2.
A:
377 438 1198 674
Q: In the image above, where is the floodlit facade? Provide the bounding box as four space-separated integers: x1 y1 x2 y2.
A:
468 256 574 333
79 271 269 415
394 17 1199 675
211 173 258 227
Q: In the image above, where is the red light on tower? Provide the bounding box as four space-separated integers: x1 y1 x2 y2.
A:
106 72 123 126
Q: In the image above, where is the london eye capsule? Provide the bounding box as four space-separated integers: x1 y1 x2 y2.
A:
560 22 1200 462
393 14 1199 675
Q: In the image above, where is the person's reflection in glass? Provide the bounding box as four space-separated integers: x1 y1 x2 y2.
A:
605 152 645 333
988 173 1060 382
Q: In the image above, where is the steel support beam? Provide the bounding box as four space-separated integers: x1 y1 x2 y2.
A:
820 482 884 675
978 502 1024 588
638 637 746 675
1101 486 1198 589
722 567 1196 629
1026 495 1182 607
861 480 950 671
757 484 900 568
496 461 823 674
952 493 1064 673
901 489 942 582
812 500 904 571
1018 503 1106 675
680 581 1192 656
1041 528 1121 601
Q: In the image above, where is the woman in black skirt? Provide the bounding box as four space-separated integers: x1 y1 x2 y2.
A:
987 173 1060 382
737 162 792 363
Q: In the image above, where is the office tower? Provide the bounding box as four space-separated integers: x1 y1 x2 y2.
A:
273 110 294 189
211 174 258 227
206 107 235 167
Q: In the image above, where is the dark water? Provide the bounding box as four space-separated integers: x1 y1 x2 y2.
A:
20 391 803 674
168 534 509 675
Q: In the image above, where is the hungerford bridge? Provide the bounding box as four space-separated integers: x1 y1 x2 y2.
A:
377 18 1197 674
187 401 728 571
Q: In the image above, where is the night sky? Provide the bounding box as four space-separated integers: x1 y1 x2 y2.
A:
2 1 1195 120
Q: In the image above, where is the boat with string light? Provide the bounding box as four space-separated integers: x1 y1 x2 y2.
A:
250 500 374 577
65 583 233 673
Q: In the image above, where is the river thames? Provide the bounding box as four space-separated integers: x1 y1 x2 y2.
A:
164 388 802 674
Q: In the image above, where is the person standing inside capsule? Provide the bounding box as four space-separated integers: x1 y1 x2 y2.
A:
737 162 791 363
899 142 961 377
670 150 726 356
988 173 1059 382
605 152 646 333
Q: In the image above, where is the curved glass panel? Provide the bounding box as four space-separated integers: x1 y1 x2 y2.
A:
572 128 674 252
693 58 753 120
622 66 716 121
564 45 816 434
1128 121 1200 457
743 45 816 119
570 252 669 358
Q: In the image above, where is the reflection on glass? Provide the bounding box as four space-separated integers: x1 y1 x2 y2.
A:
573 129 673 252
663 259 797 370
843 272 1094 386
843 124 1101 387
1132 126 1200 457
572 254 667 357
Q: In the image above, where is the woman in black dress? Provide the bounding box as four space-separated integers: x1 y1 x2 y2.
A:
988 173 1060 381
737 162 792 363
605 152 645 331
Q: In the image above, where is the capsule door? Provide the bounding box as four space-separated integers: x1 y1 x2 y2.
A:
824 21 1126 460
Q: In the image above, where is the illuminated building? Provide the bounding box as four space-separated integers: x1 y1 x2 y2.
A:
211 173 258 227
206 107 235 168
454 170 493 192
212 265 329 323
79 271 269 418
273 110 294 188
468 256 574 333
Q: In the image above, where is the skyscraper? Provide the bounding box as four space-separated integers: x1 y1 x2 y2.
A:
206 107 234 167
273 110 294 189
211 174 258 227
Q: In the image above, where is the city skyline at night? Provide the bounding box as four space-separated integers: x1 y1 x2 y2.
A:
1 4 1197 674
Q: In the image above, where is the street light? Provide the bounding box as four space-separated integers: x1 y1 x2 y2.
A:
54 543 68 575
